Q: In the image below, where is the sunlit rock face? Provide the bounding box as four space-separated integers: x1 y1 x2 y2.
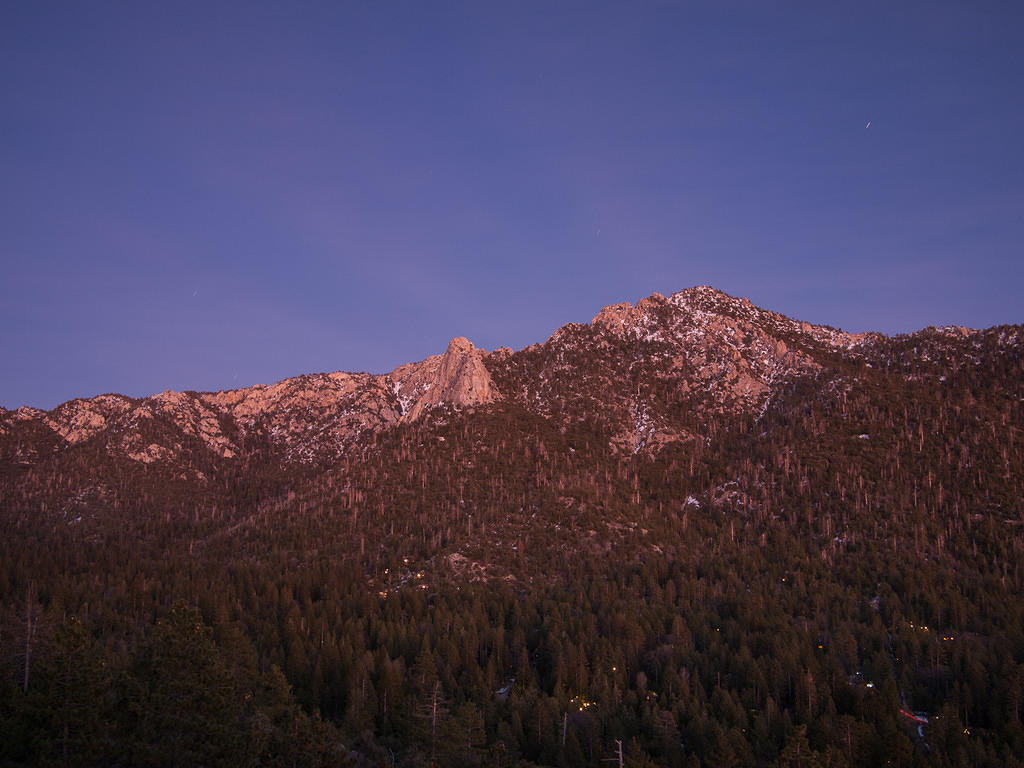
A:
387 336 499 423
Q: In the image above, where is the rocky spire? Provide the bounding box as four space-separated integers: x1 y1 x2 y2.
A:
388 337 499 423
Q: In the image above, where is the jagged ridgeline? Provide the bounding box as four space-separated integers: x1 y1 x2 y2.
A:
1 287 1023 767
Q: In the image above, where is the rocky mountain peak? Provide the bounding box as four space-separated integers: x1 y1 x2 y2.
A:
445 336 476 355
591 302 634 330
669 286 875 352
590 293 669 336
669 285 763 321
388 337 499 423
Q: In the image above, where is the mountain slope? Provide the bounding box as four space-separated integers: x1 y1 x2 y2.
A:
2 286 1024 767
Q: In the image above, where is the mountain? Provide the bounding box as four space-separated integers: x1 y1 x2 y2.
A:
2 286 1023 767
1 332 495 466
0 286 977 471
3 285 1018 489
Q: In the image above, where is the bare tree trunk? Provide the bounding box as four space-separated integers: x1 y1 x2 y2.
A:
23 583 36 692
430 682 440 763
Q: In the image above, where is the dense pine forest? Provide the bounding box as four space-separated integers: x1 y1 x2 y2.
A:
2 290 1023 766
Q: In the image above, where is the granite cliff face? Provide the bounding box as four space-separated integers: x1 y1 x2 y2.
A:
388 336 498 423
1 286 1013 470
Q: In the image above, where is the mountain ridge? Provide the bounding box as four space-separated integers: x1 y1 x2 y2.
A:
1 285 1016 470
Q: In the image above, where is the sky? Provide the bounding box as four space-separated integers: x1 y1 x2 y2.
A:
2 1 1023 410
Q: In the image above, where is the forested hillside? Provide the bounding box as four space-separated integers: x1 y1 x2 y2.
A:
2 288 1022 767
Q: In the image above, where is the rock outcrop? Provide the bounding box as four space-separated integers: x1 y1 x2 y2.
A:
388 337 499 422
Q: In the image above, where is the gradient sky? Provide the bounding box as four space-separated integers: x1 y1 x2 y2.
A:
2 1 1022 410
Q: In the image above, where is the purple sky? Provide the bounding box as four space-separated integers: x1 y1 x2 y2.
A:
3 2 1022 410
